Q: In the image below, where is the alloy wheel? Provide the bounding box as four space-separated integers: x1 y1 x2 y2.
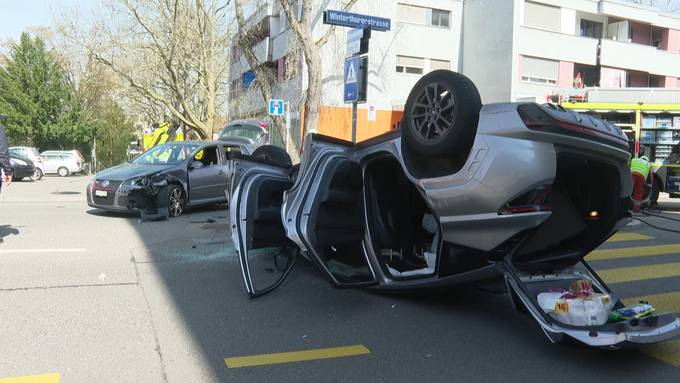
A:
410 82 456 144
169 188 184 217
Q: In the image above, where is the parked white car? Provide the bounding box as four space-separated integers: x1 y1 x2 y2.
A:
9 146 44 180
41 150 85 177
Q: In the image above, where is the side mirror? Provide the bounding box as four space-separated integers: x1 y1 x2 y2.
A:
189 161 204 170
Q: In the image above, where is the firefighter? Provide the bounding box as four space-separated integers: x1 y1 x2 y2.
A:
630 155 652 213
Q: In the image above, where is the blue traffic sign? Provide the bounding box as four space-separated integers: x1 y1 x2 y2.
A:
268 99 285 116
323 10 390 31
344 56 360 103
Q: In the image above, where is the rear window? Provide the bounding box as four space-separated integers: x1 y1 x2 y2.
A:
30 148 40 157
220 124 265 141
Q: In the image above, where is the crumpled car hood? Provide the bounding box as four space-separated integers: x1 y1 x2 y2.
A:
95 163 167 181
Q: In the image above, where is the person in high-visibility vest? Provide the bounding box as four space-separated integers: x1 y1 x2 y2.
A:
630 155 652 213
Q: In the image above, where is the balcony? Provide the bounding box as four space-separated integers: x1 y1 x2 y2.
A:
228 38 273 82
600 39 680 78
517 26 598 65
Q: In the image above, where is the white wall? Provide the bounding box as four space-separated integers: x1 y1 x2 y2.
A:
311 0 464 109
462 0 516 103
516 26 599 65
600 39 680 77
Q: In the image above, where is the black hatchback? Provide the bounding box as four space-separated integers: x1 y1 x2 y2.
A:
9 154 36 181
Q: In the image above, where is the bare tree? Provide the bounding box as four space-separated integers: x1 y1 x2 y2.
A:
278 0 358 140
233 0 300 157
61 0 232 138
629 0 680 12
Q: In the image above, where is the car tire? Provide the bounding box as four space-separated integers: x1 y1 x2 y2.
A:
168 185 186 217
252 145 292 168
402 70 481 157
31 168 43 181
57 167 69 177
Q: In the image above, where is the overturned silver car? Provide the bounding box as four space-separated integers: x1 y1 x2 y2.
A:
229 70 680 348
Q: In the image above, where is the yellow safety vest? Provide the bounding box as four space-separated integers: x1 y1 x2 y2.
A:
630 157 651 178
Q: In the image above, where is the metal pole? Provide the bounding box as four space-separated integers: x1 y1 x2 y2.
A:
351 101 358 143
285 103 291 154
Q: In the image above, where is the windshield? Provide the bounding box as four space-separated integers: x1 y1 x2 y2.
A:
220 124 265 141
133 143 199 165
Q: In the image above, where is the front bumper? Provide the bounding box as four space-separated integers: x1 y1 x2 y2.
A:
86 182 160 212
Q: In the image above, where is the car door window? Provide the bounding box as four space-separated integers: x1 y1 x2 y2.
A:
223 145 241 160
193 146 219 167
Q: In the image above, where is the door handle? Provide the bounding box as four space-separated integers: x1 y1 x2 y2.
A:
218 170 225 175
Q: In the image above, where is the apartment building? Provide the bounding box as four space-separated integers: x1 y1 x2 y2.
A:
228 0 680 142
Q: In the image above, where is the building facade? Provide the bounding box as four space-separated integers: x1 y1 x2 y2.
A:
228 0 680 144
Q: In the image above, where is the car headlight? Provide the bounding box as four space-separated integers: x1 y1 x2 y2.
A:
122 176 151 188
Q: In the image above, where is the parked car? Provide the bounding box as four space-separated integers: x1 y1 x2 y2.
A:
9 146 44 180
229 70 680 348
9 154 36 181
87 140 257 217
218 119 269 148
41 150 85 176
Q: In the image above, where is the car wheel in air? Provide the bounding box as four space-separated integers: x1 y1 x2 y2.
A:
168 185 186 217
252 145 292 168
402 70 481 157
31 168 43 181
57 167 69 177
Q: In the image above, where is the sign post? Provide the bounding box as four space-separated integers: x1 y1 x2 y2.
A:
325 10 390 143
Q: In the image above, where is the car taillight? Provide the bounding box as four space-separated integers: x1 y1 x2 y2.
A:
498 186 552 215
517 104 628 148
36 157 43 163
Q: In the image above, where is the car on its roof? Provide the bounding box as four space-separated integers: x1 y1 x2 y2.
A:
228 70 680 348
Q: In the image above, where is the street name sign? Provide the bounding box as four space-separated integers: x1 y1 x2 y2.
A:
323 10 391 31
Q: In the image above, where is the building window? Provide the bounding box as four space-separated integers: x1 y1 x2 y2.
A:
396 55 424 74
397 3 450 28
429 9 450 28
430 59 450 71
524 1 560 32
520 56 558 86
580 19 603 38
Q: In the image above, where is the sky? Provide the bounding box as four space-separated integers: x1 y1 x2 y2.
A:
0 0 95 42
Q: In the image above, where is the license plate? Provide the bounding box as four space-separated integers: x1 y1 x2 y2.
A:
95 190 108 198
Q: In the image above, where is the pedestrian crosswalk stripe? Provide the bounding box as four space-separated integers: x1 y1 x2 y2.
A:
0 373 60 383
625 292 680 367
598 261 680 284
606 233 652 243
589 244 680 261
625 291 680 313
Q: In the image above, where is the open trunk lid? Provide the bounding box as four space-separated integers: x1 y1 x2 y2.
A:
503 260 680 347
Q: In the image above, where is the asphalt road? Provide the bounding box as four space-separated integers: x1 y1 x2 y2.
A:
2 176 680 382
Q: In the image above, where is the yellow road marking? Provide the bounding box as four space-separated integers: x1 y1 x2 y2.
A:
588 244 680 261
225 344 370 368
598 261 680 284
606 233 652 243
0 373 60 383
625 292 680 367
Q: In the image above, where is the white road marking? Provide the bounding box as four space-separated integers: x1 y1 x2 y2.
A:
0 248 87 254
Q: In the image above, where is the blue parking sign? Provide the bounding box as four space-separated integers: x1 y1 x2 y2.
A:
344 57 359 103
269 99 285 116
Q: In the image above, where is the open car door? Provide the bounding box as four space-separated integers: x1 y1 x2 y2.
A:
230 156 297 298
283 135 378 288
